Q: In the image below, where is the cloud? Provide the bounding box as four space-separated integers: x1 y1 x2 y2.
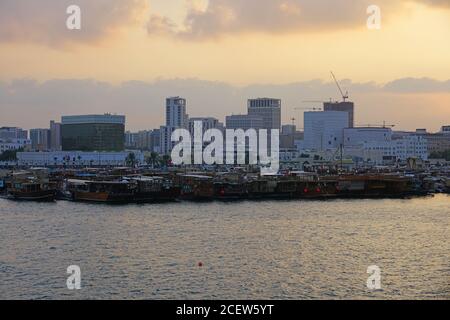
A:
1 77 449 132
0 0 147 46
383 78 450 93
421 0 450 8
147 0 450 39
1 0 448 45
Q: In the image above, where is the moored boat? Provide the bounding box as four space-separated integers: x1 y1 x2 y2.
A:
67 179 134 203
7 182 56 201
129 176 180 202
4 169 56 202
177 174 215 201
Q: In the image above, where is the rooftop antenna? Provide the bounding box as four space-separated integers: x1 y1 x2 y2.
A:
331 71 349 102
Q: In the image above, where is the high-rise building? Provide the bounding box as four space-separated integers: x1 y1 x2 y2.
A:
150 129 161 154
323 101 355 128
135 130 154 151
161 97 189 154
441 125 450 134
49 120 62 151
303 111 349 151
61 114 125 151
0 127 28 139
247 98 281 130
125 131 138 149
166 97 188 128
160 126 177 155
30 128 51 151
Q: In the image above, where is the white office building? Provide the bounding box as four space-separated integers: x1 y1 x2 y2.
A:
303 111 349 151
345 135 428 164
0 138 31 154
17 151 145 167
344 127 392 147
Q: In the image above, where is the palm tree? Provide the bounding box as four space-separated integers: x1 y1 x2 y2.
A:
160 154 171 168
126 152 137 168
146 152 160 168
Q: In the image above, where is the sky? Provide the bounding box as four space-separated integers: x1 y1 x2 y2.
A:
0 0 449 132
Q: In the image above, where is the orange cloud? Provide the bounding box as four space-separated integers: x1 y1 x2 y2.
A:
147 0 450 39
0 0 147 46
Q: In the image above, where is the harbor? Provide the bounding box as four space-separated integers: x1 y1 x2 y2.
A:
1 165 449 203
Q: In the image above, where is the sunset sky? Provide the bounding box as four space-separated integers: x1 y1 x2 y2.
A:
0 0 449 132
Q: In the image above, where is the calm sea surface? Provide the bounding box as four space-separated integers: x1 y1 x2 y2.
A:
1 195 449 300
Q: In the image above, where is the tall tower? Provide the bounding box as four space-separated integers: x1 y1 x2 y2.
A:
161 97 188 155
166 97 188 128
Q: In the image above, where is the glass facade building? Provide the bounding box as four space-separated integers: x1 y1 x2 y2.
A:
61 115 125 151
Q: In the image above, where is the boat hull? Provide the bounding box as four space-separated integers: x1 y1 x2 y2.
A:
73 191 134 204
7 190 56 202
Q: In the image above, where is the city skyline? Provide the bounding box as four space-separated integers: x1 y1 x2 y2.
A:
1 79 450 133
0 1 449 132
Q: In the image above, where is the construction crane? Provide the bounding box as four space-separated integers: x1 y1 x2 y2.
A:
331 71 349 102
294 107 323 111
356 121 396 128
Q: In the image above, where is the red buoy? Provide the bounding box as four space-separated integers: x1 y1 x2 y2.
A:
304 188 309 193
198 262 203 267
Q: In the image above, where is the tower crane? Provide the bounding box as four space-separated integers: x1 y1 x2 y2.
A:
330 71 349 102
356 122 396 128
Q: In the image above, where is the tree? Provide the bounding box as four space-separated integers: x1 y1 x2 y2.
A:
0 148 23 161
146 152 160 168
160 154 171 167
125 152 137 167
430 150 450 161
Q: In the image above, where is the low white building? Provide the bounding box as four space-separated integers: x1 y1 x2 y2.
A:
279 148 300 162
17 151 145 167
0 138 31 154
344 127 392 147
392 135 428 160
441 125 450 134
345 135 428 164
